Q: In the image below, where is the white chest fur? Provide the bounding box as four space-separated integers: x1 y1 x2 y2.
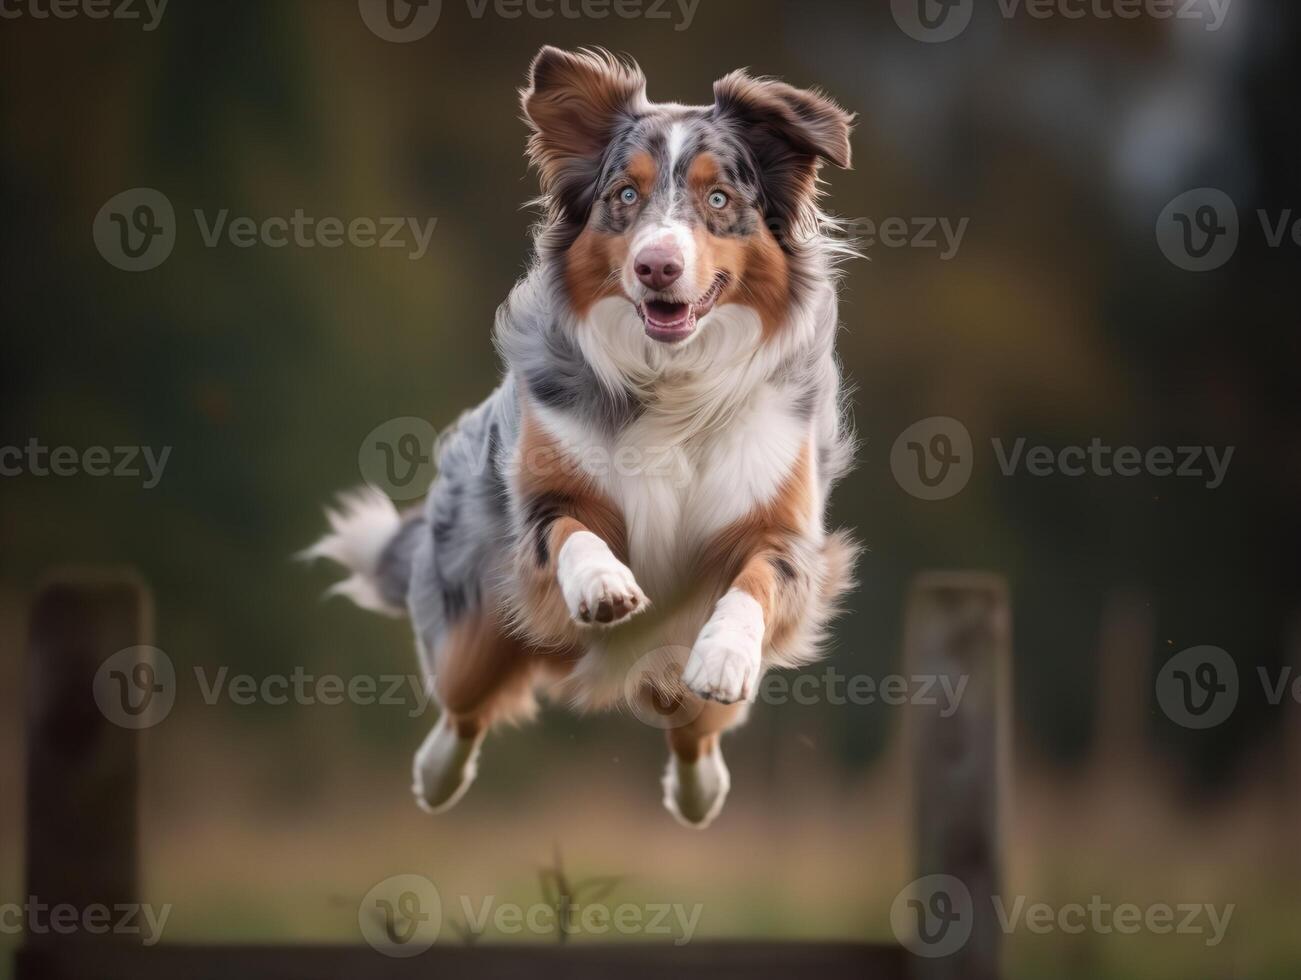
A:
534 381 810 598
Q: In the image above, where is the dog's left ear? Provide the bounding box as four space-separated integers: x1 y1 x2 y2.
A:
713 71 853 232
521 46 647 216
713 70 854 169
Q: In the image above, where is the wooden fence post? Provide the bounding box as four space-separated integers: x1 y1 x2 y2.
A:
24 570 152 940
903 572 1011 980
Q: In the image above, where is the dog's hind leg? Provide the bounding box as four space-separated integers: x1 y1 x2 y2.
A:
661 699 749 829
412 611 537 814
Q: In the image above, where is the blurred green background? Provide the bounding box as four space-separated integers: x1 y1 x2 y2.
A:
2 1 1300 977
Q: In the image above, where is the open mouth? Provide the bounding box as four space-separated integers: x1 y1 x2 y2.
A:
637 274 728 344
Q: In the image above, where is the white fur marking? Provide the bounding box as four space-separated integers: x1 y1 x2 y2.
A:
663 744 730 828
682 589 765 704
302 488 403 616
666 122 688 210
413 715 484 814
626 220 700 299
556 530 648 624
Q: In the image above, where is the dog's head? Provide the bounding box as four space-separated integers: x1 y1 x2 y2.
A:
521 47 854 349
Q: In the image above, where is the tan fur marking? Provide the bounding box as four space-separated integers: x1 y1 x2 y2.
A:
687 152 721 190
666 701 746 762
699 444 814 645
434 610 540 726
512 409 630 643
734 558 778 620
691 222 792 338
627 150 657 195
565 227 630 317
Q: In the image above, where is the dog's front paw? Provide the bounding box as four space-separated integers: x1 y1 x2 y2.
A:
683 590 765 704
557 530 648 625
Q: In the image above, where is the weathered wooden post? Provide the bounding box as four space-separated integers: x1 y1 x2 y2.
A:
903 572 1010 980
23 570 152 941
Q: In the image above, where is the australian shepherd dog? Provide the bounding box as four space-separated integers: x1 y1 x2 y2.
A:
308 47 859 828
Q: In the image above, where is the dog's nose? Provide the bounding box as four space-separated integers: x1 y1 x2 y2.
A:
634 243 684 291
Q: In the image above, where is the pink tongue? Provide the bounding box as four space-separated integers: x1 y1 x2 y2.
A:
645 300 690 326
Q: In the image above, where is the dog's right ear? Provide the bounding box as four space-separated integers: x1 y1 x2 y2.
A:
521 46 647 217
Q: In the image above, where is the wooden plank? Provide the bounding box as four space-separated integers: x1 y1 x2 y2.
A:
14 941 910 980
902 572 1010 980
24 571 153 932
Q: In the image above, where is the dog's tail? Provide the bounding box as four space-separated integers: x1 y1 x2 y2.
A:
300 488 425 617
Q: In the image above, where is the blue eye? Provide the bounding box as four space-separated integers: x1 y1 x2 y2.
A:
708 190 729 209
619 187 639 205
